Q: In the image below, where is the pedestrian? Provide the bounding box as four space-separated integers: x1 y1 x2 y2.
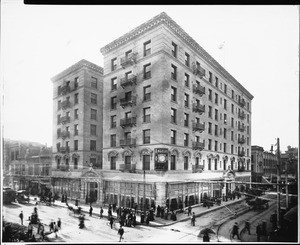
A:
57 218 61 230
38 222 45 240
53 221 58 238
89 205 93 217
19 211 24 225
118 225 124 242
203 231 210 242
231 222 240 240
256 223 262 242
187 206 192 216
49 220 54 232
140 212 145 224
244 220 251 235
270 210 277 231
27 222 33 240
109 216 114 229
75 199 79 207
100 207 104 219
191 212 196 226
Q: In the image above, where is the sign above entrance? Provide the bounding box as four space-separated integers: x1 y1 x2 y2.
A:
154 148 168 171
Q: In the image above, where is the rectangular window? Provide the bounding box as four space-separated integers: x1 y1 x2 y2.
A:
214 159 218 170
224 84 227 94
209 72 212 83
74 109 79 120
143 85 151 101
224 113 227 124
172 42 177 57
215 140 218 151
111 96 117 110
215 125 218 136
231 104 234 114
110 156 116 170
74 140 78 151
171 108 177 123
171 86 177 102
90 124 97 136
215 109 218 121
74 93 79 104
208 139 212 150
111 57 117 71
215 93 218 104
143 40 151 57
208 122 212 134
111 134 116 147
57 114 61 125
91 93 97 104
184 113 189 127
171 64 177 80
185 52 190 67
224 128 227 139
143 129 150 144
208 106 212 118
74 77 79 89
184 133 189 147
232 89 234 99
91 109 97 120
90 140 96 151
143 63 151 79
143 155 150 170
224 99 227 110
215 76 218 88
184 93 189 107
208 89 212 101
58 85 61 96
74 124 78 135
184 73 190 87
143 107 151 123
111 115 116 128
58 100 61 110
170 155 176 170
91 77 97 89
171 130 176 144
184 156 188 170
231 131 234 141
224 143 227 153
111 77 117 91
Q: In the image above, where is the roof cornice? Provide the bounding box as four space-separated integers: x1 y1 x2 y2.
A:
100 12 253 100
51 59 103 82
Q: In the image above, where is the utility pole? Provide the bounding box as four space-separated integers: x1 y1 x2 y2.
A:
285 160 288 210
276 138 281 229
143 170 146 216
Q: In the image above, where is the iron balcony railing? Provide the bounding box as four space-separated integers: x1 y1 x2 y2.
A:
61 85 71 95
192 165 204 173
192 103 205 114
239 98 246 107
61 131 70 139
60 116 70 124
192 121 205 132
120 117 137 128
120 138 136 147
59 146 70 153
120 52 138 68
120 96 137 108
61 100 71 109
192 141 205 150
238 137 246 144
238 125 245 132
238 111 245 120
238 150 245 157
193 66 206 78
59 164 69 171
119 163 136 172
193 84 205 96
120 74 137 88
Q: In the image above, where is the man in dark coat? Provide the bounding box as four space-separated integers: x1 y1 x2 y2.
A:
19 211 24 225
187 206 192 216
100 207 103 219
109 216 114 229
89 205 93 217
256 223 262 242
231 222 240 240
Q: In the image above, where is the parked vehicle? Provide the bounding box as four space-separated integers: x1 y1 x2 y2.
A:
3 187 16 204
16 190 30 204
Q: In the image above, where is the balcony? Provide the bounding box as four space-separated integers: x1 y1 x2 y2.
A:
59 164 70 171
192 103 205 114
192 121 205 132
120 96 136 108
61 85 71 95
238 137 246 144
239 98 246 107
119 163 136 172
61 100 71 109
238 150 245 157
237 165 246 172
238 125 245 132
61 131 70 139
60 116 70 124
59 146 70 153
120 117 136 128
193 66 206 78
192 164 204 173
192 141 205 150
193 84 205 96
120 52 138 68
120 138 136 148
238 111 245 120
120 74 137 89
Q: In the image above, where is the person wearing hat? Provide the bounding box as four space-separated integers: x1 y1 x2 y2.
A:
19 211 24 225
118 225 124 242
231 222 240 240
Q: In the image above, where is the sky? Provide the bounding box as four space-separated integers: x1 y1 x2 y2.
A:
1 2 299 152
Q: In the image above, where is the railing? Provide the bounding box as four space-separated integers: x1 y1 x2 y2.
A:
193 66 206 78
192 122 205 132
61 131 70 139
238 137 246 144
119 163 136 172
238 150 245 157
61 100 71 109
192 165 204 173
120 117 137 128
192 103 205 114
192 141 205 150
59 146 70 153
238 125 245 132
60 116 70 124
61 85 71 95
59 165 70 171
238 111 245 119
237 166 245 172
120 75 137 88
120 138 136 147
120 52 138 68
239 98 245 107
193 84 205 96
120 96 137 108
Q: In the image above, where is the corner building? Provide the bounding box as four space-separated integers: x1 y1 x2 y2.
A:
99 12 254 210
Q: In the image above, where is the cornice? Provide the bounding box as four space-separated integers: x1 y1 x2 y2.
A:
51 59 103 82
100 12 253 100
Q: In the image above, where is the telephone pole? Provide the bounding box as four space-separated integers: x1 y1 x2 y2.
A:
276 138 281 229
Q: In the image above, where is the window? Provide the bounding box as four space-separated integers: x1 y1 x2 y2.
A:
247 137 249 145
90 124 97 136
184 93 189 107
209 72 212 83
224 99 227 110
91 77 97 89
247 102 250 110
170 155 176 170
171 64 177 80
184 73 190 87
214 159 218 170
57 114 61 125
224 143 227 153
143 63 151 79
111 134 116 147
231 145 234 154
208 106 212 118
185 52 190 67
215 125 218 136
171 86 177 102
171 130 176 144
224 128 227 139
208 158 211 170
215 93 218 104
231 118 234 127
184 133 189 146
58 85 61 96
247 114 249 123
143 155 150 170
184 156 188 170
111 57 117 71
231 131 234 141
125 50 132 58
171 108 177 123
90 140 96 151
208 122 212 134
215 140 218 151
184 113 189 127
111 96 117 110
91 109 97 120
143 40 151 56
74 93 79 104
215 77 218 88
171 42 177 57
224 113 227 124
208 89 212 101
110 156 116 170
111 115 116 128
143 107 151 123
58 100 61 110
247 126 249 134
143 85 151 101
125 156 131 166
224 84 227 94
74 109 79 119
232 89 234 99
111 77 117 91
74 124 78 135
143 129 150 144
125 132 131 141
208 139 212 150
91 93 97 104
215 109 218 121
74 140 78 151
